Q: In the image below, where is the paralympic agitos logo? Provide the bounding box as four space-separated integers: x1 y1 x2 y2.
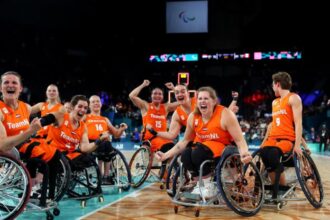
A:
178 11 196 23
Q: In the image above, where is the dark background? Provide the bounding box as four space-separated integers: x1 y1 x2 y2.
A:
0 0 329 105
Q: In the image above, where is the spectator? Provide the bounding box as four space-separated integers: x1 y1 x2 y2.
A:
319 124 329 152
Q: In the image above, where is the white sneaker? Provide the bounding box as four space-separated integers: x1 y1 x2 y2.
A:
191 179 217 198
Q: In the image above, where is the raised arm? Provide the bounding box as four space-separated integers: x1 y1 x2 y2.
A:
228 91 239 113
30 102 44 115
129 80 150 112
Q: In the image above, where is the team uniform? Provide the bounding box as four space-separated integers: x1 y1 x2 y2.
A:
47 113 85 161
0 101 56 162
141 103 173 152
261 92 296 172
193 105 232 157
85 114 114 161
36 102 63 138
181 105 232 177
176 97 196 127
262 93 296 153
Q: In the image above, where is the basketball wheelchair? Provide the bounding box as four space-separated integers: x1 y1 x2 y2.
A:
170 145 265 217
252 145 324 210
93 142 132 193
0 143 71 220
129 140 170 189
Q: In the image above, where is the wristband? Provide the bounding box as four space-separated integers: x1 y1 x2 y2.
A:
148 128 158 136
40 114 56 126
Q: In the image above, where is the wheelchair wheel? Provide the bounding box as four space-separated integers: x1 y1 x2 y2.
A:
165 154 180 197
110 149 132 191
0 153 31 220
216 149 264 217
294 150 324 208
67 159 102 200
53 154 71 202
128 146 152 188
171 165 191 197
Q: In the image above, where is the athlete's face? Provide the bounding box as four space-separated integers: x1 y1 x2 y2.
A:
89 96 102 112
0 74 23 101
272 81 280 97
46 85 59 100
174 85 189 104
197 91 216 116
72 100 88 120
151 89 163 104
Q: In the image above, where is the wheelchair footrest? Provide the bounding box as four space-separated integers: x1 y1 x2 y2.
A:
180 192 201 201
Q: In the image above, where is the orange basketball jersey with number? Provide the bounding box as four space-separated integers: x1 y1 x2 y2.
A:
36 102 63 138
85 114 109 141
47 113 85 160
193 105 232 157
142 103 172 152
262 93 295 153
176 97 196 127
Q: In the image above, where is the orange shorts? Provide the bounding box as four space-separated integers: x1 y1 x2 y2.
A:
19 138 57 162
262 138 294 153
148 137 173 152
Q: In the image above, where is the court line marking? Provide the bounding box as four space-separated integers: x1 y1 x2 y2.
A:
77 183 155 220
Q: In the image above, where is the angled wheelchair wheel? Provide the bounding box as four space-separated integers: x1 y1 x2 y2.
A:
294 150 324 208
67 159 102 200
110 149 132 191
0 153 31 220
166 154 180 197
171 165 191 197
53 154 71 202
128 146 152 188
216 149 264 217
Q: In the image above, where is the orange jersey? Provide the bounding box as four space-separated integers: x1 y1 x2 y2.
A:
47 113 85 159
142 103 172 152
193 105 231 157
176 97 196 127
85 114 109 140
37 102 63 138
0 101 56 161
262 93 296 153
0 101 30 136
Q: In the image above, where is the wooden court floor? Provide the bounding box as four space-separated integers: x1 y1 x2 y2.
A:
83 154 330 220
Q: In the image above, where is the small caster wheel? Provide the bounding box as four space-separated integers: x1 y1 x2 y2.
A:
277 202 283 211
195 209 200 217
160 184 164 190
53 208 60 216
98 196 104 203
81 200 87 208
46 213 54 220
174 206 178 214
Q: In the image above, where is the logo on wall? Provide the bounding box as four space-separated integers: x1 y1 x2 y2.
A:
179 11 195 23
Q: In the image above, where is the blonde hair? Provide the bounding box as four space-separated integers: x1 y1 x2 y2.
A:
194 86 219 115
